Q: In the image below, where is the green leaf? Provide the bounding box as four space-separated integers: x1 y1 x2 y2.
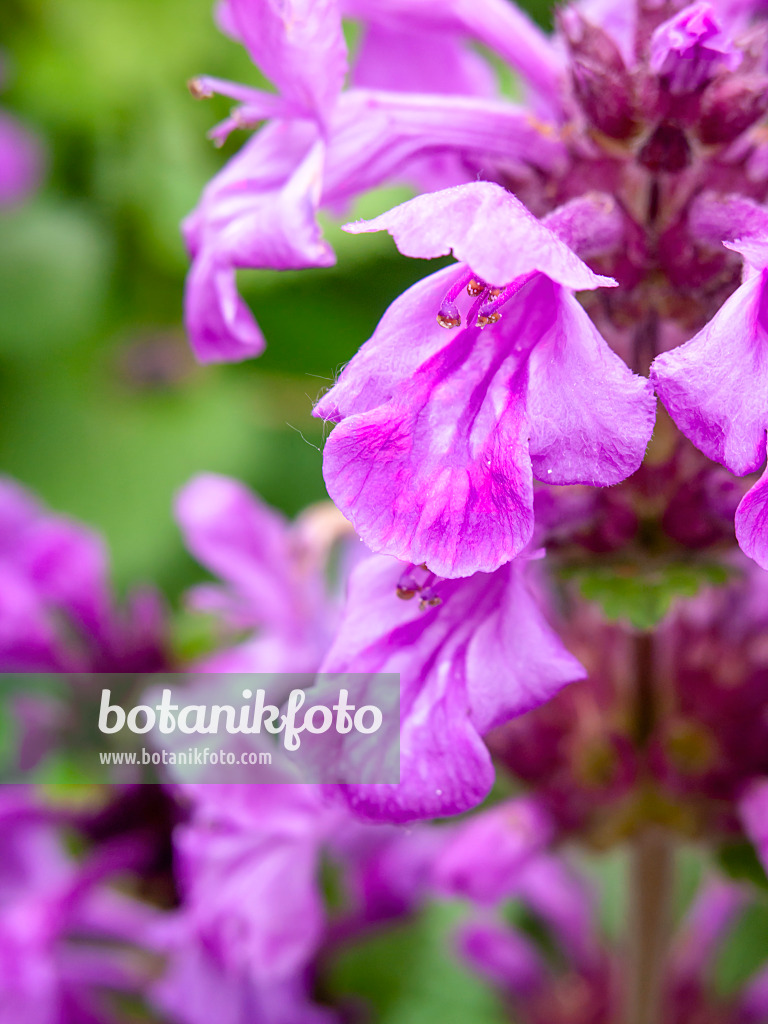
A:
563 561 730 630
714 899 768 996
717 841 768 893
327 902 508 1024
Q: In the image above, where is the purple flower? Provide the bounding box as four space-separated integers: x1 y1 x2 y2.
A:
319 549 585 821
153 781 431 1023
0 110 41 206
672 877 748 980
0 477 166 673
451 859 600 1006
183 125 333 362
404 798 609 1017
0 59 42 207
157 781 593 1022
739 966 768 1024
175 473 357 671
428 798 599 966
431 797 554 904
0 477 167 772
651 239 768 482
735 454 768 568
217 0 563 112
430 809 753 1024
429 798 589 1000
151 937 332 1024
457 920 545 998
221 0 347 128
650 3 741 96
0 790 160 1024
171 785 341 981
651 234 768 569
349 11 497 100
343 0 564 109
314 183 654 577
183 0 568 361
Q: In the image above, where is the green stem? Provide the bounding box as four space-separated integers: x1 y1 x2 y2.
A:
625 828 675 1024
631 632 657 749
625 627 674 1024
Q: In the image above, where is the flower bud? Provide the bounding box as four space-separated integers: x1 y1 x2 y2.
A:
558 7 626 74
638 121 691 171
571 60 637 139
698 74 768 145
559 7 638 140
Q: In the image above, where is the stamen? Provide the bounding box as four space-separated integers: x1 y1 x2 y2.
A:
394 565 446 610
396 576 419 600
471 273 537 329
466 292 490 328
436 303 461 330
208 105 275 146
466 279 502 299
209 116 242 147
419 588 443 610
436 271 475 330
438 270 537 331
396 566 420 599
189 78 213 99
187 76 288 108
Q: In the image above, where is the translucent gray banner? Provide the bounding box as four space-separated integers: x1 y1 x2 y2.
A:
0 672 400 784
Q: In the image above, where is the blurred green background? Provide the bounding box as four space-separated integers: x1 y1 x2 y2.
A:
0 0 550 604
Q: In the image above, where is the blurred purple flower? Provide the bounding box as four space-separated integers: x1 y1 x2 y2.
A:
170 785 344 980
0 110 41 206
175 473 360 672
152 937 332 1024
649 3 741 95
0 789 160 1024
153 783 575 1023
150 781 415 1023
0 477 166 673
0 57 42 206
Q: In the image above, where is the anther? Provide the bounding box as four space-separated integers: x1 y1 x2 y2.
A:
436 305 461 329
436 272 477 329
188 78 212 99
396 567 420 600
395 565 445 609
466 279 486 297
467 274 536 329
